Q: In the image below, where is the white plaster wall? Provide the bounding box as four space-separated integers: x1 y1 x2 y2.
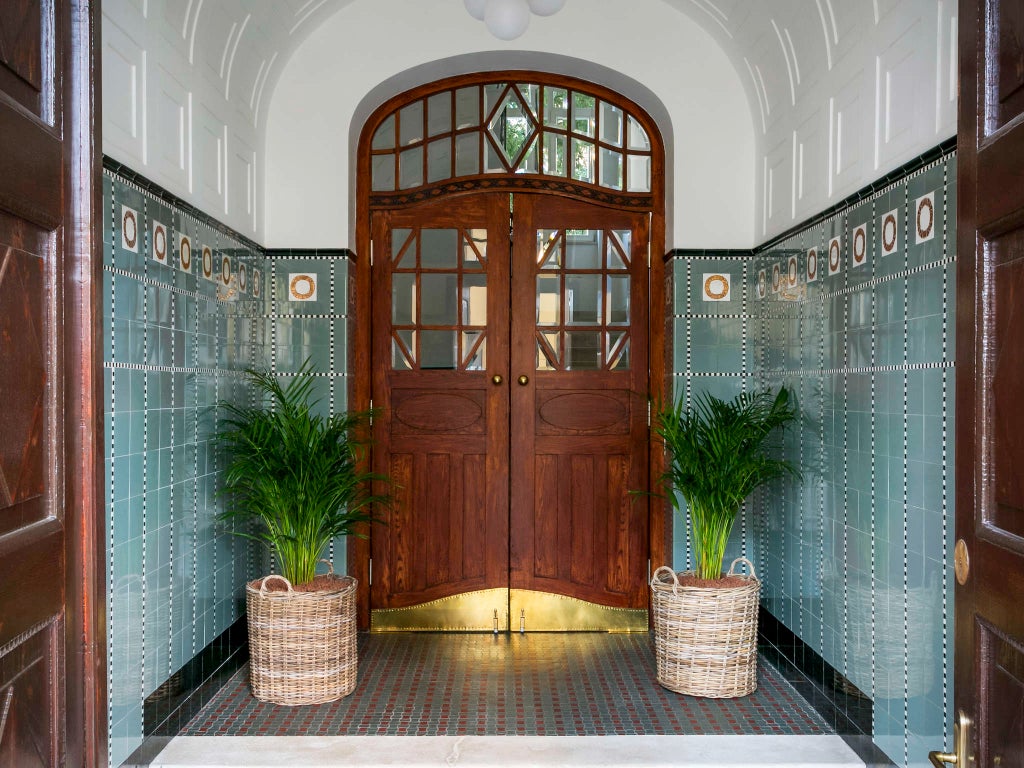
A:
263 0 755 250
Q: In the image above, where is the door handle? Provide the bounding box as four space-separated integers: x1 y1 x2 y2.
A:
517 375 529 386
929 710 971 767
492 374 503 385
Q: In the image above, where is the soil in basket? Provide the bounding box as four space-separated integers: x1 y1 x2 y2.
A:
677 574 750 589
250 575 347 593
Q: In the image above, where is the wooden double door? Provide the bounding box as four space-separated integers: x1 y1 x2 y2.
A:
369 192 650 631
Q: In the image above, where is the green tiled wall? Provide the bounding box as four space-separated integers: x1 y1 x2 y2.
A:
103 169 266 767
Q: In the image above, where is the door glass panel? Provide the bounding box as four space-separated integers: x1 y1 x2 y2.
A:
420 330 457 369
537 230 561 268
372 155 395 191
607 332 630 370
485 136 506 173
462 273 487 325
421 273 458 324
399 101 424 145
455 133 480 176
394 329 416 368
427 139 452 183
627 115 650 150
543 87 569 129
572 139 594 183
572 93 596 137
537 275 560 325
517 136 539 173
537 331 560 370
609 230 631 268
400 146 423 189
542 131 567 176
565 331 601 369
627 155 652 192
421 229 458 268
372 115 396 149
600 148 623 190
518 83 540 119
488 90 536 166
392 273 416 324
484 83 507 119
566 275 601 324
464 229 487 266
565 230 600 269
462 332 486 369
392 229 413 262
455 87 480 129
607 275 630 325
427 92 452 137
600 101 623 146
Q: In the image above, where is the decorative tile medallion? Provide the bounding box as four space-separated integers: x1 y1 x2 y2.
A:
787 254 798 287
121 205 139 253
177 233 192 273
151 220 168 265
702 272 730 302
252 269 262 299
880 209 899 256
915 192 935 243
202 245 214 280
757 268 767 299
806 247 818 283
771 262 781 293
220 254 232 286
851 224 868 269
237 262 247 295
289 272 318 302
828 236 841 276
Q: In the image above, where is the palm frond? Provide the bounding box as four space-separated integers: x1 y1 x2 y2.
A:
652 386 799 580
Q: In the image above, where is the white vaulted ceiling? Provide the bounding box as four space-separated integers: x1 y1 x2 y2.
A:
102 0 956 245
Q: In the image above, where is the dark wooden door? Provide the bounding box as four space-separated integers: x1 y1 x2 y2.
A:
370 192 650 631
370 193 512 630
508 195 649 630
952 0 1024 765
0 1 103 766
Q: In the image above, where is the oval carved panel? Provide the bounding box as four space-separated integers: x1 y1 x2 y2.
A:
538 393 628 433
394 393 483 433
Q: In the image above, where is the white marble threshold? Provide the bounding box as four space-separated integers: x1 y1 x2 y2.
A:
150 735 866 767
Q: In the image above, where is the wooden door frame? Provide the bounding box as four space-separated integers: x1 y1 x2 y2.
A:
350 71 668 629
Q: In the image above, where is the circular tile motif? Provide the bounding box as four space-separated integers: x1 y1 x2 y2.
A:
221 255 232 285
807 249 817 280
239 264 247 293
703 274 729 300
853 227 866 264
829 238 841 271
771 263 781 291
153 224 166 262
122 209 137 249
291 274 316 300
179 235 191 270
788 257 797 286
916 196 934 240
882 213 897 253
757 269 766 298
202 246 213 278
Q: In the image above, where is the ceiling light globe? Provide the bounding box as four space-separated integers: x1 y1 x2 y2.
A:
485 0 531 40
527 0 566 16
463 0 488 21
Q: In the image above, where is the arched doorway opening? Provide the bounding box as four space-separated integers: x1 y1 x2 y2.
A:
351 72 667 631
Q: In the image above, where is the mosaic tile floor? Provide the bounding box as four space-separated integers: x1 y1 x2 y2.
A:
180 633 830 737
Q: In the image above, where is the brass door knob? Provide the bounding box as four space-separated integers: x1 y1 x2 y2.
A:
517 375 529 386
492 374 503 385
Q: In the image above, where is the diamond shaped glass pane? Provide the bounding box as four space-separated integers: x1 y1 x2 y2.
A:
488 90 536 167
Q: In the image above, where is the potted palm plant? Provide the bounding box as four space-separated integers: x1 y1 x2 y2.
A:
216 360 384 705
648 386 798 698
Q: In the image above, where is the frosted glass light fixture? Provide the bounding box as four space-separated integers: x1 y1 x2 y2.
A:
464 0 567 41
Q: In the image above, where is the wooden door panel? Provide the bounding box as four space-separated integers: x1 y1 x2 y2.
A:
0 622 57 768
509 195 649 622
957 0 1024 764
370 194 510 626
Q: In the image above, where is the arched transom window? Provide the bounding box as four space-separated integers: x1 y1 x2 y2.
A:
368 79 654 195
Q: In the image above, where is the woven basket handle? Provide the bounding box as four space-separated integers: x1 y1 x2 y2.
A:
317 558 335 576
651 565 681 596
727 556 757 579
258 575 294 595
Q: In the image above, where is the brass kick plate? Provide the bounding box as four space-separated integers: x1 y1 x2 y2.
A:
371 588 648 632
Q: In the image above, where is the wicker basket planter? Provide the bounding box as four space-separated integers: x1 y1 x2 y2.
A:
245 567 358 706
650 557 760 698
